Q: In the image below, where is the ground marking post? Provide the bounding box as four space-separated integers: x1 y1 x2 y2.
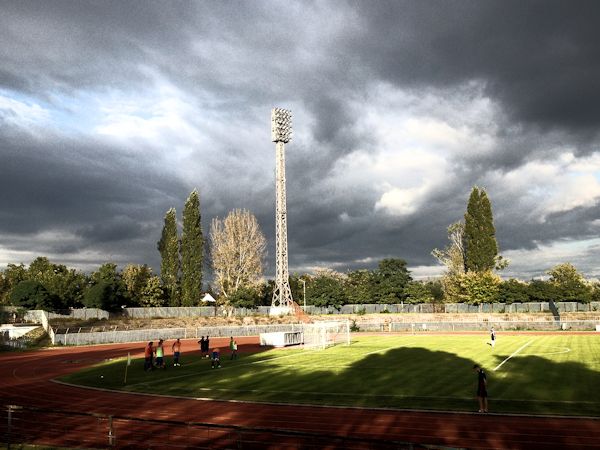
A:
493 339 534 371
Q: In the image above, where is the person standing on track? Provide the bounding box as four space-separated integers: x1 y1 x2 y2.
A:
172 338 182 366
144 341 154 371
229 336 238 360
489 327 496 348
155 339 166 369
198 336 205 356
473 364 488 413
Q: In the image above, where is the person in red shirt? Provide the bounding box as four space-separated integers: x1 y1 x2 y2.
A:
144 341 154 371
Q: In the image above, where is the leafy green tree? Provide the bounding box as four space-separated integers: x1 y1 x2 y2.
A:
181 190 204 306
547 263 592 302
9 280 61 311
498 278 530 304
306 269 347 309
590 282 600 303
27 257 86 308
404 281 434 303
424 279 444 303
83 281 122 311
372 259 412 303
228 285 263 309
158 208 181 306
258 280 276 306
122 264 153 305
527 279 559 302
88 263 127 308
456 270 501 304
0 264 27 305
139 275 165 307
464 187 506 272
344 270 376 304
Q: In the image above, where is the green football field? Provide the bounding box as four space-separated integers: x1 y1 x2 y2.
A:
60 334 600 416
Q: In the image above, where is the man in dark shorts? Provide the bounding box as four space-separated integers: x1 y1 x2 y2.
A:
473 364 488 413
144 341 154 371
198 336 205 356
155 339 166 369
172 338 182 366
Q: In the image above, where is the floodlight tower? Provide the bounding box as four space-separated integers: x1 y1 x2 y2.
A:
271 108 294 313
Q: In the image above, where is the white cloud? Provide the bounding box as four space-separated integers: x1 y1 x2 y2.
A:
330 83 499 216
489 152 600 221
0 92 51 130
502 238 600 279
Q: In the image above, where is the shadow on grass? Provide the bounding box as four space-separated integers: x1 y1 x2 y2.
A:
60 342 600 417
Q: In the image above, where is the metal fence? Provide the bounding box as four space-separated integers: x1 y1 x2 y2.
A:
357 320 600 333
2 404 432 450
122 302 600 317
52 323 310 346
20 302 600 324
50 319 600 346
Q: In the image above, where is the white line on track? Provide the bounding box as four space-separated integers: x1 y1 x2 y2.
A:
493 339 534 371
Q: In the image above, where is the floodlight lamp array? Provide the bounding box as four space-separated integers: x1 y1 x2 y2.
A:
271 108 292 143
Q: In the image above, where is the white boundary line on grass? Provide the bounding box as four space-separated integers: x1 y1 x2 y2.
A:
362 342 416 357
493 339 534 371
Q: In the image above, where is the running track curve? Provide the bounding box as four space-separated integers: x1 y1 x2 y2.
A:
1 337 599 449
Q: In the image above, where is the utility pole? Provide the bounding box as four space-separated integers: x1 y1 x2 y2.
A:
270 108 294 314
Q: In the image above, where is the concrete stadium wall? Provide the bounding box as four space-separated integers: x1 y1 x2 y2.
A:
21 302 600 323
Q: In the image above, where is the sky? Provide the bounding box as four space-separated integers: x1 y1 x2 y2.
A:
2 0 600 281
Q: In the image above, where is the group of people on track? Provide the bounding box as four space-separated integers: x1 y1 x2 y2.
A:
143 336 238 371
144 338 182 371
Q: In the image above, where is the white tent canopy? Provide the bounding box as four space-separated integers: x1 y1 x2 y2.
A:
202 293 216 303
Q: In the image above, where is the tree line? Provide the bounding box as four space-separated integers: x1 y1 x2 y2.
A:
1 187 599 312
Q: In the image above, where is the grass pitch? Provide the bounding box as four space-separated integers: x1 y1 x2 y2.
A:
60 334 600 416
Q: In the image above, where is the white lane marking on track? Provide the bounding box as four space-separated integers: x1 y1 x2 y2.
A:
493 339 534 371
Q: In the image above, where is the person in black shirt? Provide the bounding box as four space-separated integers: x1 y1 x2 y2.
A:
473 364 488 413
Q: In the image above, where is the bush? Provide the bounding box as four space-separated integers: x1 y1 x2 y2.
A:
9 280 63 311
228 286 262 309
83 281 123 312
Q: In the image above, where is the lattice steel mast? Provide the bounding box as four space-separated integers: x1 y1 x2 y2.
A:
271 108 294 311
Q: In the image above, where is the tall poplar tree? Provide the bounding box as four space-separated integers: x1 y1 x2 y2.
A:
157 208 180 306
464 187 499 272
181 190 204 306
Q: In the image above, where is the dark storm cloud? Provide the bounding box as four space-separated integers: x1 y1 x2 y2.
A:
0 129 191 269
349 0 600 134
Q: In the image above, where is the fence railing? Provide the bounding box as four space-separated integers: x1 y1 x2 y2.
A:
2 404 430 450
50 319 600 346
21 302 600 323
52 323 309 346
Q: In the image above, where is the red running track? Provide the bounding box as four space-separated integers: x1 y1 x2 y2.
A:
1 337 599 449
